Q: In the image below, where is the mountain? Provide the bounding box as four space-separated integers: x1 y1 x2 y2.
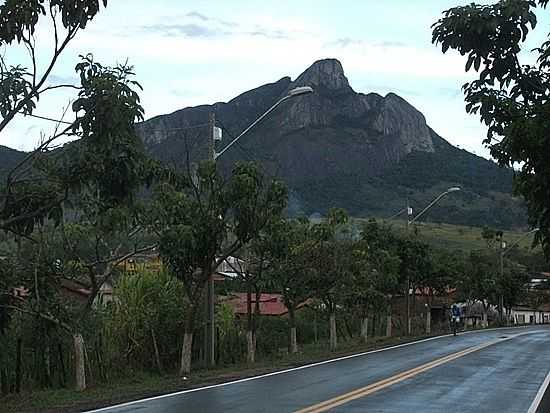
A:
0 60 525 228
137 58 525 228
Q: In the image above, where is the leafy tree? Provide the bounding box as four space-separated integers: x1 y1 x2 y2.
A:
0 1 149 391
268 218 315 354
341 243 400 343
307 209 349 351
224 217 285 364
432 0 550 257
458 250 498 327
152 161 286 374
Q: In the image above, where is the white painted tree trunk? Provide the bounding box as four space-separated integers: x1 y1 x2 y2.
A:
360 317 369 344
180 332 193 375
386 315 392 337
482 311 488 328
290 327 298 354
426 310 431 334
73 333 86 391
246 330 256 363
329 312 338 351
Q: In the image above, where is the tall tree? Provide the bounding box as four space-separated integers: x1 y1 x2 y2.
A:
432 0 550 257
152 161 286 375
308 209 349 351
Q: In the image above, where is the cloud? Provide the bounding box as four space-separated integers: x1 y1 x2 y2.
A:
247 28 288 40
328 37 362 48
142 23 217 38
185 10 239 28
375 41 407 48
48 74 79 85
185 11 209 21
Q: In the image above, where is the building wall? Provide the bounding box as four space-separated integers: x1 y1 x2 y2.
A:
510 309 550 324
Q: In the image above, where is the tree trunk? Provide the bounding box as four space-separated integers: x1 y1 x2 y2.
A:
289 306 298 354
180 332 193 376
360 316 369 344
0 368 8 395
426 308 431 334
246 330 255 363
313 311 318 344
44 343 52 387
73 333 86 391
386 315 392 337
482 310 488 328
329 311 337 351
15 338 22 393
246 286 255 363
58 343 66 388
151 328 163 374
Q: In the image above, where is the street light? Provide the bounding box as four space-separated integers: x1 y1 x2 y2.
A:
203 85 314 367
214 86 314 160
405 187 461 335
499 227 539 325
408 187 461 227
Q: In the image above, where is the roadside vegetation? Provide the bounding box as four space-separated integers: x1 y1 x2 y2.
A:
1 1 550 413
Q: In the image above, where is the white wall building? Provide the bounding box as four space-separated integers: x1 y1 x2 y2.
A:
509 305 550 325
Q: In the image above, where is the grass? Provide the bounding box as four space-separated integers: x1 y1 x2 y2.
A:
381 219 539 252
0 333 446 413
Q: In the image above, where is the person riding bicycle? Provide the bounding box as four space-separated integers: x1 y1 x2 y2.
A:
450 304 461 336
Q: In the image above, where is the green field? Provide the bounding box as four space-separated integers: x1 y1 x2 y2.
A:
374 219 539 253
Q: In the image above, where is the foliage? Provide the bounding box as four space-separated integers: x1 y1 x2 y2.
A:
107 270 185 370
432 0 550 256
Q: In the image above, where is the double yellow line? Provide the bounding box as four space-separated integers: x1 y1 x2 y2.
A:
295 338 506 413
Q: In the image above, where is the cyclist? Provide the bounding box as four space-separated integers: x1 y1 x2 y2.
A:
450 304 461 336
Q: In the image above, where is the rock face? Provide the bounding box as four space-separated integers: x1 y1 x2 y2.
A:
136 58 525 228
140 59 434 169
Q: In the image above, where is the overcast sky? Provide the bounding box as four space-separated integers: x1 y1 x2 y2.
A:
3 0 550 158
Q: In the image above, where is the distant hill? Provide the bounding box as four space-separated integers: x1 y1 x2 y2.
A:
0 145 25 183
136 58 526 229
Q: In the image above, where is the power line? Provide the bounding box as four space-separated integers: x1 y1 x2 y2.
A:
19 112 73 125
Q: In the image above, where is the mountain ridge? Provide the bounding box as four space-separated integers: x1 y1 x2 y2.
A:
0 59 526 228
136 58 525 228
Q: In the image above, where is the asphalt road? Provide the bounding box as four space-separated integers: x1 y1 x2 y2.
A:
86 326 550 413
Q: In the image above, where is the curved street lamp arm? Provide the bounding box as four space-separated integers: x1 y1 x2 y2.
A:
388 208 407 220
409 191 450 225
214 95 290 160
502 228 539 256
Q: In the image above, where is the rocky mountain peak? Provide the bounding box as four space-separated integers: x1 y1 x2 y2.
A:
292 58 352 91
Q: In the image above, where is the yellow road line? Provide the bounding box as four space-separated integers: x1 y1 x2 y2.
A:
295 338 506 413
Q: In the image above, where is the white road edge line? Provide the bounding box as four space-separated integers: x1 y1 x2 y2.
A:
83 325 538 413
527 370 550 413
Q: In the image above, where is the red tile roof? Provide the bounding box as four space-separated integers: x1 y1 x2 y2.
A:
222 293 307 316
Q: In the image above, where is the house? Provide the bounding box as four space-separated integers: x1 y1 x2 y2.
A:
119 252 162 274
507 272 550 324
509 304 550 325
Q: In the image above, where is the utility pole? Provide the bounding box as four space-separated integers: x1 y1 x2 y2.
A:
406 200 412 336
199 87 313 368
402 188 460 336
206 112 216 367
499 245 505 325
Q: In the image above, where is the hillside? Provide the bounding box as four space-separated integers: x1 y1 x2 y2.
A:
136 58 526 229
0 145 25 184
